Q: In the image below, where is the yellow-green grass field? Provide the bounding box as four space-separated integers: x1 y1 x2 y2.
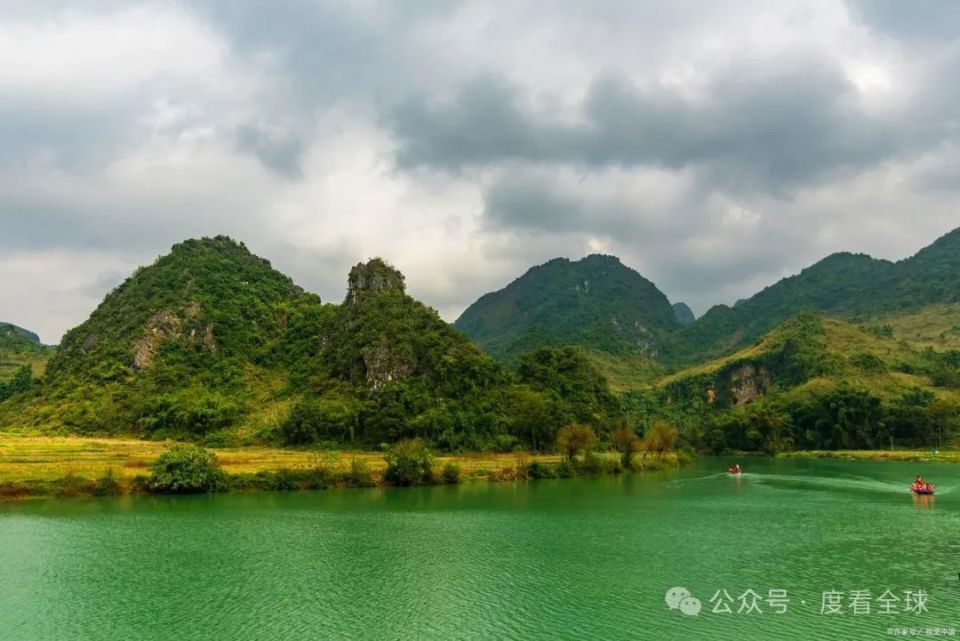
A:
0 433 690 500
778 449 960 463
0 432 570 484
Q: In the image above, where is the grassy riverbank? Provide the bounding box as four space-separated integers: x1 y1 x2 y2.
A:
0 433 685 500
778 449 960 463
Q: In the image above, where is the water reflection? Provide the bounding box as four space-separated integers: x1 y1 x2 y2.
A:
912 492 935 510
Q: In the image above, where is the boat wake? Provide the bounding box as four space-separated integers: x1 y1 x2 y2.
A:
670 472 949 496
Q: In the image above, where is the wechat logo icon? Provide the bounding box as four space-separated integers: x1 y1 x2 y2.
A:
666 587 702 616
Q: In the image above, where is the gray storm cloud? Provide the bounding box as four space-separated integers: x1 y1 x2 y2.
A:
1 0 959 343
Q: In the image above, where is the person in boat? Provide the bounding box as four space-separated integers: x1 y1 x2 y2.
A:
731 464 742 473
914 475 924 488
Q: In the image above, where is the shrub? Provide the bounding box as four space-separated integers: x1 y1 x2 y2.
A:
514 449 531 479
147 444 226 493
251 468 301 491
303 466 333 490
347 459 374 488
94 469 122 497
53 473 94 499
384 439 434 486
527 461 557 480
441 463 461 484
578 451 605 475
556 460 575 478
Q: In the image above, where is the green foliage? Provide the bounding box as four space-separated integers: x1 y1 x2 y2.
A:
0 322 52 384
454 254 679 368
0 365 33 402
347 459 375 488
527 460 557 479
383 439 434 486
94 469 122 497
139 388 239 438
281 394 358 445
517 347 622 439
678 228 960 363
441 462 461 484
147 444 226 493
556 424 597 461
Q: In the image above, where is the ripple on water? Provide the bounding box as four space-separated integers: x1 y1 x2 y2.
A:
1 458 959 641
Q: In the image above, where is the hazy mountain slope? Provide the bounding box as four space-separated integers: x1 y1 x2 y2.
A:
676 227 960 363
0 322 54 381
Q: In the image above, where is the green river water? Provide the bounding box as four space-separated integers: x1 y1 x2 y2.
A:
1 457 959 640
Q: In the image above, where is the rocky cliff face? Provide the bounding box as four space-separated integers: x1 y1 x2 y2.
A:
729 364 770 405
131 304 216 371
346 258 405 306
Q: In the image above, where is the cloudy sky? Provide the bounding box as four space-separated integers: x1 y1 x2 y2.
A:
2 1 959 343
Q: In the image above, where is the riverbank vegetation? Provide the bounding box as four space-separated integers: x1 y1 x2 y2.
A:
0 429 687 500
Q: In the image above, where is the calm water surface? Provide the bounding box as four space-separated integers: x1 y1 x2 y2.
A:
2 457 959 640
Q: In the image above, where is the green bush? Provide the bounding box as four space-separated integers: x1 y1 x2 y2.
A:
347 459 375 487
441 463 461 484
384 439 434 486
246 468 301 491
303 465 333 490
94 469 122 496
556 460 575 478
281 396 358 446
578 452 605 475
53 473 95 499
527 461 557 479
147 444 226 493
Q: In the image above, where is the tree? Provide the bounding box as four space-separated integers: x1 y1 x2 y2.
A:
0 365 32 402
556 424 596 461
506 386 559 452
147 444 226 493
644 421 678 456
612 425 642 467
281 394 358 445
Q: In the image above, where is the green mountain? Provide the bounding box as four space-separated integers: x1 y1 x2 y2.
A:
8 236 315 437
672 302 695 326
631 310 960 453
678 227 960 361
454 254 678 386
0 322 53 379
2 238 622 452
0 322 53 402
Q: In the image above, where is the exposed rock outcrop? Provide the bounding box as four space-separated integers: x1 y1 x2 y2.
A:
132 304 216 371
346 258 405 306
729 364 770 406
360 337 415 392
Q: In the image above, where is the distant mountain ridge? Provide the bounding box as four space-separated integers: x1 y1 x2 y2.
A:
456 226 960 375
0 322 51 382
0 322 41 347
679 227 960 361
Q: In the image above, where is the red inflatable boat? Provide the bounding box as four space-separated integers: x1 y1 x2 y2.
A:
911 483 935 495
